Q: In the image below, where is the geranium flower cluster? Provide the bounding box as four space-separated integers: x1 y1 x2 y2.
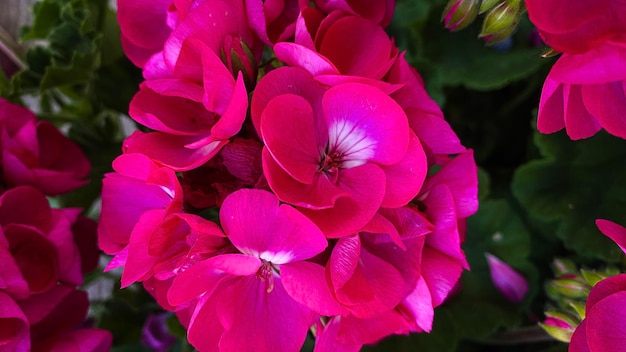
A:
0 98 111 351
526 0 626 140
103 0 478 350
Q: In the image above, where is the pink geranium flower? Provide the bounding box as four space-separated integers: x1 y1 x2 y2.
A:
259 77 427 237
168 189 329 352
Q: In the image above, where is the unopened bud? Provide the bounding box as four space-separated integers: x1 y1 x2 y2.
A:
221 37 258 89
479 1 522 45
485 253 528 302
549 278 590 299
580 269 606 287
551 258 577 276
479 0 501 14
539 311 578 343
441 0 481 31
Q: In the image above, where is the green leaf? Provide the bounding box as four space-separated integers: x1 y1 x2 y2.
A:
512 131 626 262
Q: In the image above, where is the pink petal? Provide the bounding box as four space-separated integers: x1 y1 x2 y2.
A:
423 184 468 268
273 42 339 76
281 261 346 315
313 316 362 352
187 295 224 352
569 319 592 352
485 253 528 303
322 83 409 166
422 149 478 218
550 44 626 85
120 209 166 287
124 130 227 171
585 274 626 312
596 219 626 255
262 149 351 209
299 164 386 238
582 82 626 139
0 292 30 352
329 235 406 318
335 310 411 345
537 79 567 134
317 15 393 79
586 291 626 352
405 108 466 156
401 277 434 332
379 132 427 208
251 66 326 138
168 254 260 306
563 85 602 140
216 276 316 352
421 246 463 307
220 189 327 263
261 94 323 184
0 245 29 299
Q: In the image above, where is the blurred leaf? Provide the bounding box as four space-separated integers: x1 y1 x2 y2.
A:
513 131 626 262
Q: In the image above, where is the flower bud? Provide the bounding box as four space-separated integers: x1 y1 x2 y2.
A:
485 253 528 302
479 0 501 14
479 0 522 45
539 311 578 343
221 36 258 89
549 278 590 299
551 258 577 276
441 0 481 31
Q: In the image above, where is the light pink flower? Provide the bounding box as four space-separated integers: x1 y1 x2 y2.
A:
569 274 626 352
485 253 528 302
0 98 90 195
168 189 329 352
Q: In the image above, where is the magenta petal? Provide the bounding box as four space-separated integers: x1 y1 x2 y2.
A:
582 82 626 139
421 247 463 307
251 67 326 138
261 94 322 184
0 245 29 299
300 164 386 238
563 85 601 140
281 261 346 315
187 295 224 352
0 292 30 352
423 149 478 218
406 108 465 155
124 130 226 171
322 83 409 166
335 311 410 345
586 291 626 352
379 132 427 208
596 219 626 255
569 319 592 352
423 184 468 268
220 189 327 263
401 277 434 332
217 276 316 352
274 42 339 76
550 44 626 85
485 253 528 303
313 316 362 352
262 149 350 209
168 254 261 306
585 274 626 312
120 209 164 288
537 79 566 135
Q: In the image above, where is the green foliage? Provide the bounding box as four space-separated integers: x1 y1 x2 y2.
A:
513 131 626 262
